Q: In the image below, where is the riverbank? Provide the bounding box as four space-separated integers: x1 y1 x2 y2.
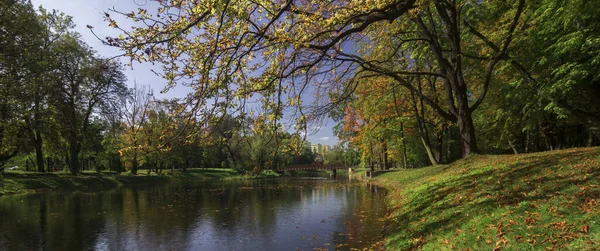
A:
366 147 600 250
0 168 280 196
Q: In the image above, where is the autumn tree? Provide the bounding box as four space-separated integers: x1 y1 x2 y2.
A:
97 0 531 159
119 82 153 174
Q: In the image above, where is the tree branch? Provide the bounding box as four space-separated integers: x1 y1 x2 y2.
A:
469 0 525 112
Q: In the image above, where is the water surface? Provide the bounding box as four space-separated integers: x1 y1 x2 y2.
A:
0 175 387 250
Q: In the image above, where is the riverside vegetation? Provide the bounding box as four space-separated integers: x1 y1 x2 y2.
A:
1 0 600 250
0 168 280 196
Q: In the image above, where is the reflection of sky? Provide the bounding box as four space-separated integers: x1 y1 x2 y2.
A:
0 178 387 251
30 0 338 146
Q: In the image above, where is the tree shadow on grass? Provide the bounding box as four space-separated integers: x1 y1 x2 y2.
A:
385 148 600 250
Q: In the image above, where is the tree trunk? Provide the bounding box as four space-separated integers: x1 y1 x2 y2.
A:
456 101 478 157
446 127 452 161
35 92 44 172
525 130 530 153
34 136 45 172
401 123 408 169
509 140 519 155
69 143 80 175
381 139 389 170
131 154 138 175
421 137 439 165
434 131 443 164
46 157 51 172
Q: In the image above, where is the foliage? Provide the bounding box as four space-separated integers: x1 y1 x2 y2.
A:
0 0 44 165
2 0 595 175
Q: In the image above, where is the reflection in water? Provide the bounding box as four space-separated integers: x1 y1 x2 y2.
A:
0 175 387 251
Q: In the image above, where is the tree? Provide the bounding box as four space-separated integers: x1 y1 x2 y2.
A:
0 0 44 166
99 0 528 158
22 8 73 172
513 0 600 132
120 82 153 174
324 145 345 165
51 35 127 175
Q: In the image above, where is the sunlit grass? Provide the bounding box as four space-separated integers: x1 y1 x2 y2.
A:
375 147 600 250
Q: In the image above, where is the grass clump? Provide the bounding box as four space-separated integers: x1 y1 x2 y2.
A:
374 147 600 250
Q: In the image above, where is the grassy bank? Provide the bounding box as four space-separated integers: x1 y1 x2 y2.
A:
0 168 280 196
369 147 600 250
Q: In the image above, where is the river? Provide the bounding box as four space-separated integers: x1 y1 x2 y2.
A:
0 174 388 250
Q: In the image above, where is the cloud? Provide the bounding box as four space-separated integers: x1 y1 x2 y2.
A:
319 137 330 141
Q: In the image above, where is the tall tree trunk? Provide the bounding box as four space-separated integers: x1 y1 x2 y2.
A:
446 127 452 161
31 91 45 172
411 83 440 165
69 143 80 175
524 130 530 153
421 137 439 165
455 94 478 157
434 131 443 164
509 140 519 155
34 130 45 172
131 154 138 175
413 6 481 157
47 157 52 172
401 123 408 169
381 139 389 170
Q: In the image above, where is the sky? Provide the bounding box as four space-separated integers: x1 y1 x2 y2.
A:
30 0 338 146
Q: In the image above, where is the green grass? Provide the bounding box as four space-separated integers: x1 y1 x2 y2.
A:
0 168 280 196
372 147 600 250
165 168 281 180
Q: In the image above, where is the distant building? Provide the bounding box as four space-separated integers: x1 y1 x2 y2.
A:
309 143 331 156
311 144 318 154
323 145 331 155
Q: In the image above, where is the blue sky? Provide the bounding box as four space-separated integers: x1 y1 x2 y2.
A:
30 0 338 146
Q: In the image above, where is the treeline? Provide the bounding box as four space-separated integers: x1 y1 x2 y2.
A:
115 89 316 175
0 1 128 175
0 1 314 175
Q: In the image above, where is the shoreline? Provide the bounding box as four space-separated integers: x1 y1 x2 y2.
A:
0 168 281 196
